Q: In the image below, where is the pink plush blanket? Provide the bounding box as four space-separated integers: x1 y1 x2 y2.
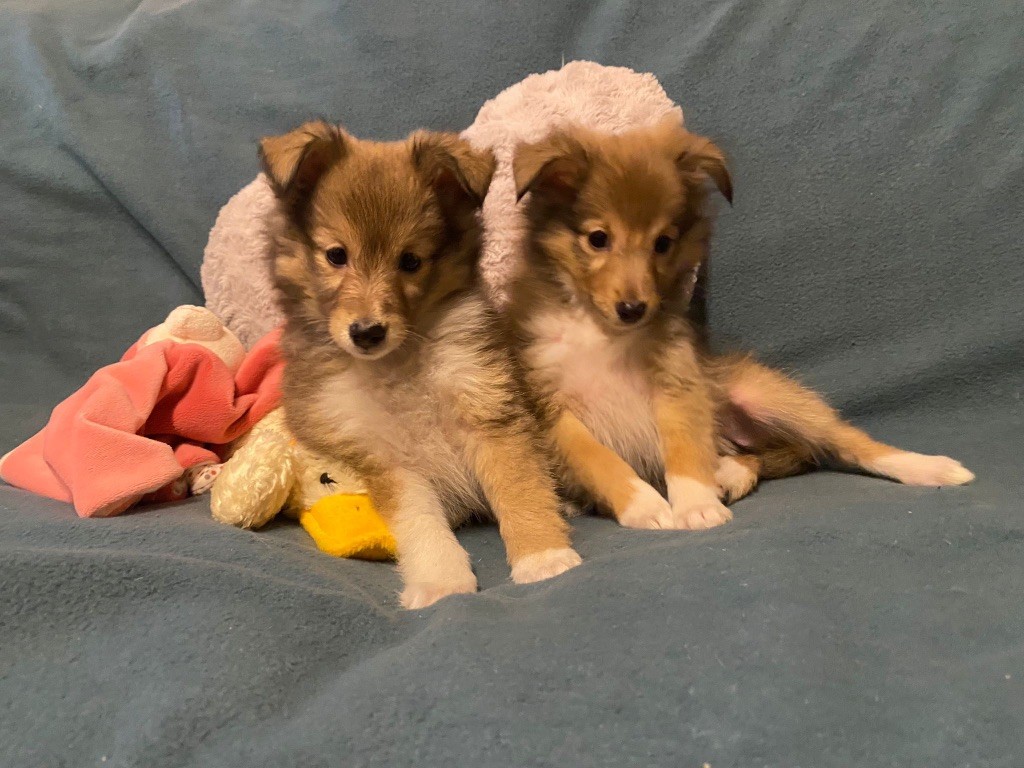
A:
0 329 283 518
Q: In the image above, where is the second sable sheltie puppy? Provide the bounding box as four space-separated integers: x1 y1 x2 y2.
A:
260 121 580 608
509 120 974 530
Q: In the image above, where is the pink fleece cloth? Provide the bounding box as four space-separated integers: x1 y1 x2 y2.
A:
0 329 284 518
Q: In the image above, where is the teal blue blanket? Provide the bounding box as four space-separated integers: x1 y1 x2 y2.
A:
1 1 1021 765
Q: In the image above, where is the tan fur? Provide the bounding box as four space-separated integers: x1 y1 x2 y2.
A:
509 121 973 529
707 355 901 475
551 411 644 513
467 431 569 564
651 339 718 487
259 121 578 608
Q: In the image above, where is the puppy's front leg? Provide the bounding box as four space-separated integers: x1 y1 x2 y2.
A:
469 429 581 585
551 410 674 530
368 467 477 610
655 371 734 530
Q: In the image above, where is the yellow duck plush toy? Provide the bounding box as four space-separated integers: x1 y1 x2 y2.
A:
210 408 396 560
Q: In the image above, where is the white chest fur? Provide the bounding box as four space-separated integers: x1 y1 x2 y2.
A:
311 357 484 520
525 307 663 480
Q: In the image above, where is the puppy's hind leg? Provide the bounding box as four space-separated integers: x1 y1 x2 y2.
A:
715 454 759 503
369 468 478 610
715 444 821 502
718 356 975 487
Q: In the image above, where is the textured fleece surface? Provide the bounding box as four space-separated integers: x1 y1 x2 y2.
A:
0 0 1022 766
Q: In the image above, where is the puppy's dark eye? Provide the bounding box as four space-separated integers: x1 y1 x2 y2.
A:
325 247 348 267
653 235 673 254
587 230 609 249
398 252 422 273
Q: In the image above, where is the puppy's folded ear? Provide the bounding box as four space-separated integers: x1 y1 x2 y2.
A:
411 132 495 209
512 131 589 203
672 130 733 204
259 120 348 202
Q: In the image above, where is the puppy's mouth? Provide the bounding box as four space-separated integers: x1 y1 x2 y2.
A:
342 342 397 361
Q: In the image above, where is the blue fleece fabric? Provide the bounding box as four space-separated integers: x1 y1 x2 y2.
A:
1 1 1021 765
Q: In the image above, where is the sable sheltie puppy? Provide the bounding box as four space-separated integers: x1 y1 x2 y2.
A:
509 120 974 530
259 121 580 608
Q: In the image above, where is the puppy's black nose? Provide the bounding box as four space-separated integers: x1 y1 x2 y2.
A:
615 301 648 324
348 320 388 351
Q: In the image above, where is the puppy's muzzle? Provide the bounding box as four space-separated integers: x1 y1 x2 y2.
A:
348 319 389 351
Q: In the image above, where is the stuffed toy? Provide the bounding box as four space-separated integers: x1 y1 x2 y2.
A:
142 304 246 371
137 305 246 497
210 407 396 560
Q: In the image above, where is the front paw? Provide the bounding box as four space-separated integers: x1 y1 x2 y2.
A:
617 479 674 529
667 476 733 530
511 547 582 584
400 577 478 610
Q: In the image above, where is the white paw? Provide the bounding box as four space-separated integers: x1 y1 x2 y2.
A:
715 455 758 502
672 499 733 529
667 475 733 530
617 479 674 529
511 547 582 584
869 451 975 487
400 577 478 610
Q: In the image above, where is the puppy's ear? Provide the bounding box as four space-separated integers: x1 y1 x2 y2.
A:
411 132 495 208
259 120 348 201
672 130 733 204
512 131 589 203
